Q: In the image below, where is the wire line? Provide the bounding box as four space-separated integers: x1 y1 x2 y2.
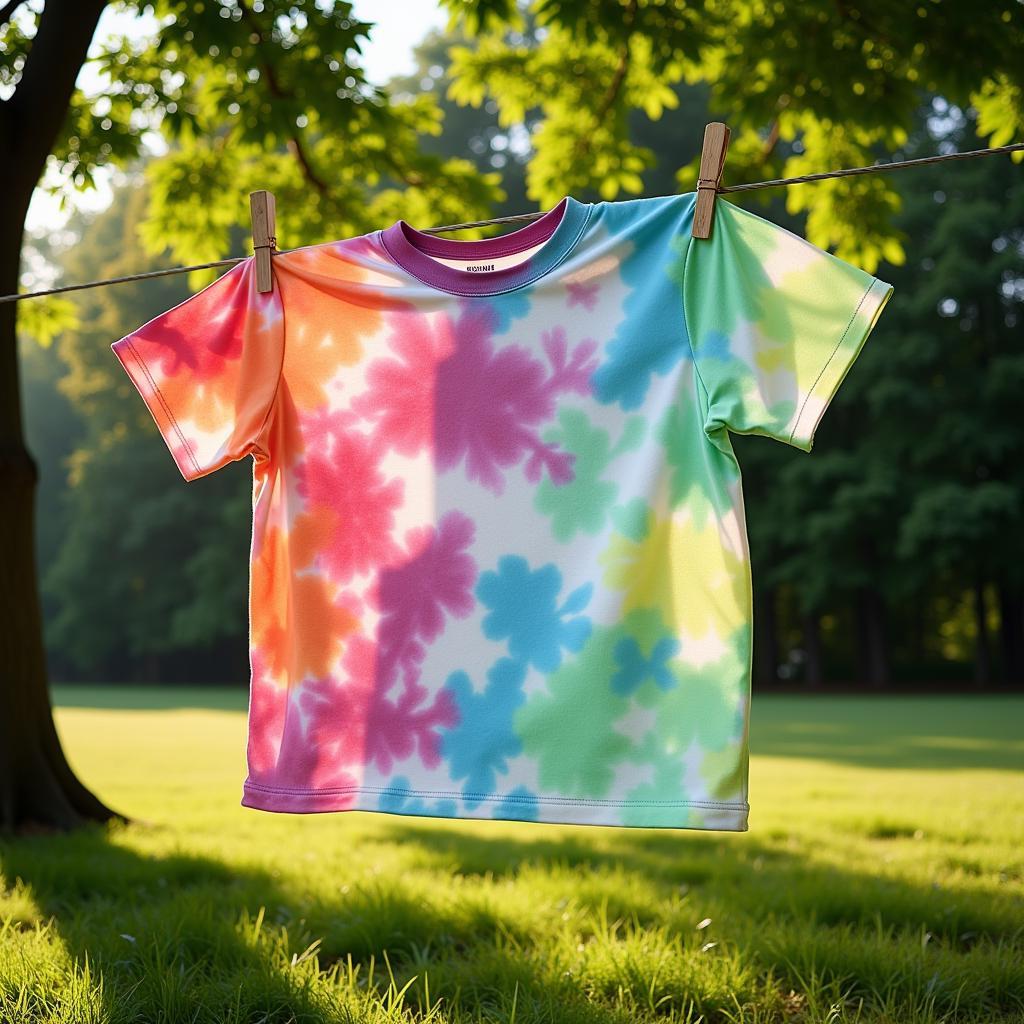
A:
3 140 1022 305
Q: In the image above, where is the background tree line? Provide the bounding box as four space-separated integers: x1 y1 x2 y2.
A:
22 39 1022 691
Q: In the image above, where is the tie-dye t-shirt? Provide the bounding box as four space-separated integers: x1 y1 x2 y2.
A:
111 192 893 831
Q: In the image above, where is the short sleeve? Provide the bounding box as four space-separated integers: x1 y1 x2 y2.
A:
111 257 284 481
682 198 893 452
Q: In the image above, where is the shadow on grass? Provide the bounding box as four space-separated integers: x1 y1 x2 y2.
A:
385 818 1022 939
0 824 327 1021
2 811 1021 1023
750 696 1024 771
0 820 626 1022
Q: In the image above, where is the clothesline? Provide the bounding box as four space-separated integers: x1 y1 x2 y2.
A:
3 140 1022 306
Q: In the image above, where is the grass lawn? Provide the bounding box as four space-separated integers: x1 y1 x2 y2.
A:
1 689 1021 1023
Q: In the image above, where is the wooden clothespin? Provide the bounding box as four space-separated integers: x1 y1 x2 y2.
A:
249 190 277 293
691 122 731 239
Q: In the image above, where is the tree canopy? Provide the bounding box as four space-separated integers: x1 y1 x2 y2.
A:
437 0 1024 271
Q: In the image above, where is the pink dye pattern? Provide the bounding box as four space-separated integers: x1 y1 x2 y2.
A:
432 303 599 493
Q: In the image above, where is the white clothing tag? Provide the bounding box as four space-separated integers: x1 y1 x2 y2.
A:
428 240 549 273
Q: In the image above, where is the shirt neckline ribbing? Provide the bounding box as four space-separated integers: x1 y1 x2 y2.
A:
377 195 592 297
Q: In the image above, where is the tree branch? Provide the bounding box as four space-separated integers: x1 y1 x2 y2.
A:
569 0 637 169
6 0 108 198
235 0 332 198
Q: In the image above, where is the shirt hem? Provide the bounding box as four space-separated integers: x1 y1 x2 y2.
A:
240 782 750 831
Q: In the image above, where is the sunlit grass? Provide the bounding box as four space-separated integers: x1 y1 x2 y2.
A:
1 690 1021 1023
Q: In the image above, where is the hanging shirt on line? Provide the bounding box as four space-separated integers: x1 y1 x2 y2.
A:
110 191 894 831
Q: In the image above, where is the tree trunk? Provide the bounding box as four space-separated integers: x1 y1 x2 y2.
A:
0 441 127 832
800 609 824 688
752 585 780 687
997 577 1024 689
855 585 890 688
972 577 992 687
0 0 127 834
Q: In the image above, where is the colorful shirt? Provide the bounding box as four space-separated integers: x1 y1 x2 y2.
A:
111 192 893 831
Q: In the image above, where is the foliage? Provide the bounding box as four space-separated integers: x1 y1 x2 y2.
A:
3 0 506 322
440 0 1024 270
13 293 78 348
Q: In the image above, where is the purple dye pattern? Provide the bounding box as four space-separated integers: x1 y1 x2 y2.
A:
433 302 599 493
374 510 479 691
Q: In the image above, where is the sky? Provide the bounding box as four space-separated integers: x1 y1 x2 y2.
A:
25 1 448 237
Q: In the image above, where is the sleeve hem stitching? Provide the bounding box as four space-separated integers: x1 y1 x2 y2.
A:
787 276 878 449
120 336 203 479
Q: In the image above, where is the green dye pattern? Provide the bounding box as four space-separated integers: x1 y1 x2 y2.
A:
515 605 679 799
535 408 646 542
